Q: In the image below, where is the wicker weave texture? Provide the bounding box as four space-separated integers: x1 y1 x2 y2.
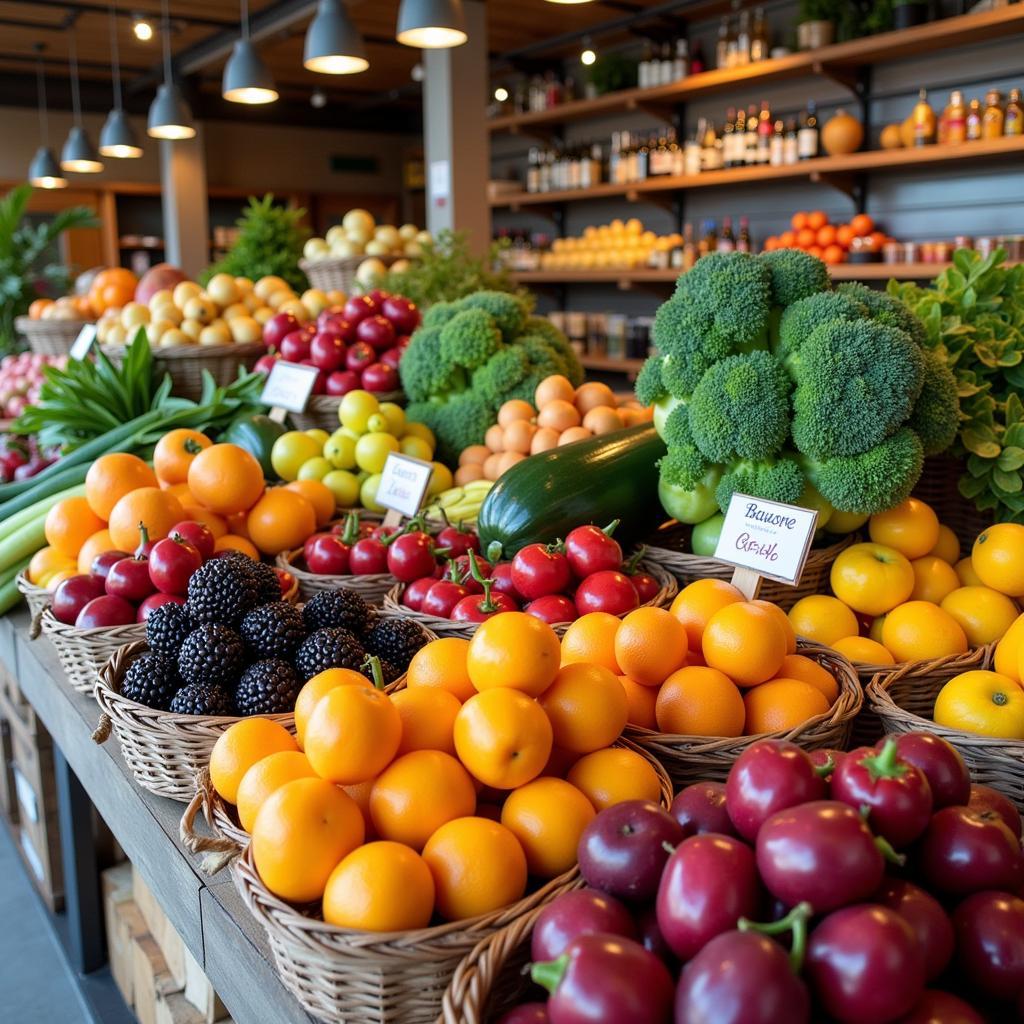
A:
40 608 146 694
277 547 396 604
15 316 86 355
300 255 398 295
16 572 50 621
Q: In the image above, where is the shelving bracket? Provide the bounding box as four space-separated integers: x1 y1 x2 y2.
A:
812 60 861 94
809 170 866 207
625 189 676 214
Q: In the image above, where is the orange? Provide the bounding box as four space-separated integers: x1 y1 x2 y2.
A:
832 636 895 667
180 506 228 538
822 244 845 265
929 525 961 564
251 778 364 903
466 612 561 696
369 750 476 850
743 679 830 735
107 487 184 552
670 579 744 651
972 524 1024 597
538 663 628 754
791 211 809 231
226 510 251 540
162 482 196 504
188 443 265 515
303 684 402 784
44 497 106 559
246 488 317 556
284 479 335 528
654 666 745 736
836 224 855 247
880 601 969 662
209 718 298 804
500 778 595 879
910 555 961 604
806 210 827 231
153 429 212 485
934 670 1024 739
940 586 1019 647
406 637 475 703
797 229 816 249
85 453 158 519
422 817 527 921
560 612 622 673
614 607 688 686
89 267 137 313
236 750 316 833
453 688 553 789
566 747 662 810
323 842 435 932
619 675 658 729
869 498 940 559
994 613 1024 682
787 595 860 644
955 557 984 587
342 778 377 838
752 599 797 654
850 212 874 237
830 543 915 616
214 534 260 559
778 230 796 248
391 687 461 755
816 224 837 247
703 602 786 687
29 546 76 585
774 653 839 703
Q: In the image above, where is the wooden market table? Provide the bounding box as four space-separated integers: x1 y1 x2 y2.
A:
0 609 313 1024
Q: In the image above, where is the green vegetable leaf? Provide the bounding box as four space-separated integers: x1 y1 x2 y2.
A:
993 469 1024 494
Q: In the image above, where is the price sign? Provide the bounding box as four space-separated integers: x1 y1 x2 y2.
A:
260 361 319 418
70 324 97 361
713 493 819 598
376 452 434 524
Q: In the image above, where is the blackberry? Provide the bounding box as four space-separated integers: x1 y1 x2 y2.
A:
145 602 193 659
364 617 427 671
121 653 182 710
239 602 306 660
178 624 244 688
302 588 369 635
294 627 365 681
247 557 284 606
170 683 234 717
185 557 260 627
235 659 302 716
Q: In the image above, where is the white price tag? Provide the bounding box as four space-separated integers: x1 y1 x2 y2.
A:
714 493 819 588
260 360 319 414
377 452 434 520
70 324 97 361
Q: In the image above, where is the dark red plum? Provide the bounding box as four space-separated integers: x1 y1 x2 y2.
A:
873 878 954 981
670 782 736 838
918 805 1022 896
952 891 1024 1002
530 890 635 962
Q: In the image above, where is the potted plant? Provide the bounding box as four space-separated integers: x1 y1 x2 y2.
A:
796 0 837 49
893 0 930 30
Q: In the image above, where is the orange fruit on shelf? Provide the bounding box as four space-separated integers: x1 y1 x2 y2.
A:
422 817 527 922
251 777 364 903
284 479 335 528
214 534 260 559
787 594 860 645
836 224 856 247
778 230 796 248
85 452 158 519
744 679 830 735
929 525 961 565
369 750 477 850
453 687 553 789
796 228 816 248
806 245 824 259
246 488 317 556
972 523 1024 597
816 224 837 247
501 778 595 879
44 497 106 559
869 498 940 559
187 443 265 515
209 718 299 805
823 244 845 265
538 663 628 754
619 675 658 729
89 267 137 314
614 607 688 686
910 555 961 604
406 637 475 703
153 428 212 485
994 613 1024 682
466 612 561 696
773 653 839 703
107 487 184 551
939 586 1020 647
303 683 402 784
703 602 786 687
323 842 435 932
655 665 745 736
30 546 77 585
850 212 874 237
391 687 461 756
236 750 316 834
560 612 622 673
791 211 809 231
180 506 228 538
806 210 827 231
566 747 662 810
881 601 969 662
670 579 744 652
955 557 984 587
934 670 1024 739
830 542 915 616
832 636 895 667
752 599 797 654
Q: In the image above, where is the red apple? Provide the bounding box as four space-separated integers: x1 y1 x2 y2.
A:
312 368 328 394
91 550 130 579
317 305 346 329
326 370 360 396
367 289 389 305
381 295 420 334
135 263 187 305
319 315 355 342
52 574 107 625
361 362 400 392
253 353 278 375
343 295 379 325
279 330 311 363
263 311 301 350
380 346 403 370
356 315 396 353
76 594 137 629
170 521 215 560
309 331 347 371
346 342 376 374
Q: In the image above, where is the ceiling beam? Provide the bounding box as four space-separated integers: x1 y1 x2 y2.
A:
22 0 236 30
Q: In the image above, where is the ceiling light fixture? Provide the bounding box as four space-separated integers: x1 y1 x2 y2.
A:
100 1 143 157
396 0 467 49
580 40 596 65
148 0 196 138
545 0 596 5
310 89 327 108
132 14 153 41
304 0 369 75
494 86 509 102
223 0 278 104
28 49 66 189
60 34 103 173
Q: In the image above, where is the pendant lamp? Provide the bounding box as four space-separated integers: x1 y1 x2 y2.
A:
396 0 467 49
28 51 66 189
304 0 369 75
100 1 143 157
60 34 103 173
223 0 278 103
148 0 196 138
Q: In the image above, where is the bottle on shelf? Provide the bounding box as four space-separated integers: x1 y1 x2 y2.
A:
750 7 769 63
1005 88 1023 136
669 127 684 176
912 89 936 146
660 43 674 85
735 8 752 67
681 223 697 270
685 121 704 175
783 118 799 164
639 42 655 89
798 101 819 160
544 71 561 110
527 148 540 193
674 39 689 81
723 108 737 168
744 104 759 165
737 216 752 253
716 16 732 70
982 90 1003 139
690 40 706 75
719 216 736 253
609 131 622 184
702 120 723 171
943 90 967 145
966 99 983 141
636 134 650 181
769 118 785 165
700 220 718 256
649 130 670 176
757 100 773 163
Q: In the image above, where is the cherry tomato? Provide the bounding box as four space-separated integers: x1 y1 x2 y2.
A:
386 530 438 582
565 521 622 578
574 570 639 616
349 536 388 575
511 542 572 601
401 575 435 611
525 594 578 625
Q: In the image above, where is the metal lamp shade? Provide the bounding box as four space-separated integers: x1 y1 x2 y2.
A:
60 125 103 173
396 0 467 48
99 108 143 158
147 82 196 139
304 0 369 74
223 39 278 104
28 146 67 189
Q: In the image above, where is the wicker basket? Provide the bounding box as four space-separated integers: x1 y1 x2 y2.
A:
15 316 88 356
277 547 396 604
300 254 399 296
628 639 862 788
38 608 146 695
912 454 992 547
288 390 405 433
16 572 51 622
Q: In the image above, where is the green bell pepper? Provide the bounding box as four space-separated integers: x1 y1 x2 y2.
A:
223 413 287 479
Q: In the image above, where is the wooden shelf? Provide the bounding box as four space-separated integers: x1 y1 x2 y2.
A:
579 354 646 373
489 6 1024 135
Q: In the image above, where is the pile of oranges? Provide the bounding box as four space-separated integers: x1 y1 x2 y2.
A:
761 211 888 265
209 611 665 931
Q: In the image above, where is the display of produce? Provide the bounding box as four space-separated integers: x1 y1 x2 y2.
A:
762 210 888 264
535 219 684 272
0 351 66 421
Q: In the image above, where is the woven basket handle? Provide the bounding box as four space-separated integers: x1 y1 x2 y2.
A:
179 767 242 875
91 712 112 744
28 607 43 640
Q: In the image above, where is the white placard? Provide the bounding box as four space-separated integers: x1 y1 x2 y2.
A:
70 323 97 361
713 493 819 587
430 159 451 200
377 452 434 519
260 360 319 413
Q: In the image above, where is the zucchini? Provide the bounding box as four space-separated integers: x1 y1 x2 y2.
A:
478 424 667 559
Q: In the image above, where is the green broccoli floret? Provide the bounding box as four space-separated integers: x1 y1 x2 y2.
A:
399 326 465 403
758 249 831 307
659 350 713 401
715 457 805 513
661 403 696 451
439 309 503 370
460 291 529 340
422 302 457 329
909 347 960 456
774 290 869 359
471 347 530 405
424 393 496 466
802 427 924 515
519 334 570 382
658 450 722 525
837 282 927 347
634 356 666 407
787 319 926 459
688 351 791 463
523 316 584 386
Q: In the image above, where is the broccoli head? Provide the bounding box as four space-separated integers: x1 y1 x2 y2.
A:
399 326 466 403
524 316 585 387
658 449 722 524
758 249 831 307
688 350 791 463
422 301 457 330
519 334 571 382
460 291 529 340
908 347 960 456
837 281 927 347
412 392 495 466
471 346 530 406
715 457 805 513
774 290 869 360
440 308 503 370
634 356 666 407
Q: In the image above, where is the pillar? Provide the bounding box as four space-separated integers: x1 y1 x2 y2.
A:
159 126 210 278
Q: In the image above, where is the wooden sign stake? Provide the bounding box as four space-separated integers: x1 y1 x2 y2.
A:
730 566 764 601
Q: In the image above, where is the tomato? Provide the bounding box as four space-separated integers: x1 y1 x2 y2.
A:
511 542 572 601
387 531 438 583
575 571 639 616
565 522 622 578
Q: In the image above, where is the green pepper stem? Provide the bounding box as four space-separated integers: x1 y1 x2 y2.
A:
530 953 569 995
738 901 812 974
875 834 906 866
360 654 386 690
861 738 906 782
814 756 835 778
485 540 503 564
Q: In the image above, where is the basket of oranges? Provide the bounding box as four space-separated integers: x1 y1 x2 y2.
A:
15 312 90 356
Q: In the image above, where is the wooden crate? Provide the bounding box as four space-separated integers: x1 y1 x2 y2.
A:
134 869 186 987
0 717 16 826
133 932 181 1024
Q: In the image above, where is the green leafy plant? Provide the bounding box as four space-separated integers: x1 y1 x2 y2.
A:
889 249 1024 521
0 184 97 355
203 194 309 293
